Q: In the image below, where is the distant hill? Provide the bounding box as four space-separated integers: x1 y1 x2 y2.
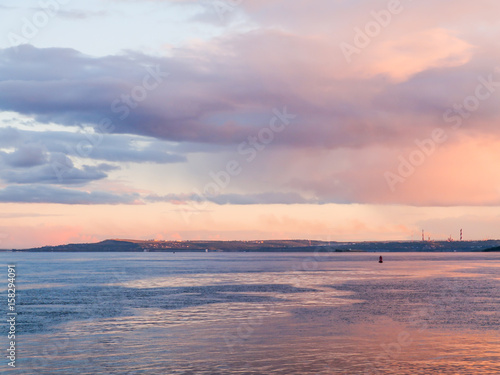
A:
17 239 143 252
13 239 329 252
6 239 500 252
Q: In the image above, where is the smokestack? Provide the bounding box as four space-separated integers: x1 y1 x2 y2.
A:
422 229 425 242
460 229 463 241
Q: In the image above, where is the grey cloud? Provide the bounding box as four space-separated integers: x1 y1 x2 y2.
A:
2 38 495 153
1 143 48 167
0 30 498 155
44 155 114 185
146 191 325 205
0 151 117 185
0 185 140 205
0 43 398 149
0 125 186 189
0 127 186 164
374 57 500 120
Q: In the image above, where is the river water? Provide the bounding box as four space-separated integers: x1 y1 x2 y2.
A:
1 252 499 374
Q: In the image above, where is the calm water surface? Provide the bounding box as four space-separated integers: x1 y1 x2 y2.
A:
1 252 499 374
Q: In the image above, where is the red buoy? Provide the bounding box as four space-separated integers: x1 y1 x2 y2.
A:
379 256 383 263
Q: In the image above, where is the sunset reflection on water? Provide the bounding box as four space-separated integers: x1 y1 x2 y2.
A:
3 252 499 374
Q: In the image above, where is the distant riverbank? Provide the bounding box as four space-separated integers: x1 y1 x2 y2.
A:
4 238 500 252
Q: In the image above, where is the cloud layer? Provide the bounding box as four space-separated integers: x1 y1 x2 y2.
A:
0 185 140 205
1 0 500 209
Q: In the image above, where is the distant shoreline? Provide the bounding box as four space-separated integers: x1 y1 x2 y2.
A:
3 239 500 253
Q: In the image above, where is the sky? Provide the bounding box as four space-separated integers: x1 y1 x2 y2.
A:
1 0 500 248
